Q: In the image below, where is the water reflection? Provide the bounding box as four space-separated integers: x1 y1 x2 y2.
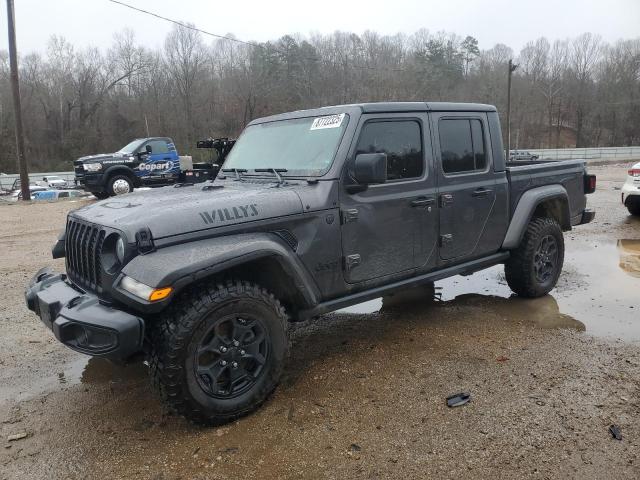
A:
80 357 148 385
618 239 640 278
341 285 584 332
467 293 585 332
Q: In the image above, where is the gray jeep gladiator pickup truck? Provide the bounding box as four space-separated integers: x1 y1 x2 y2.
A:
25 102 596 425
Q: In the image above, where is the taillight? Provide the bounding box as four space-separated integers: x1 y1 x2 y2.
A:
628 169 640 177
584 174 596 194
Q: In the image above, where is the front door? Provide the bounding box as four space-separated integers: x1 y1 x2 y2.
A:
432 112 502 260
137 139 180 179
340 113 439 284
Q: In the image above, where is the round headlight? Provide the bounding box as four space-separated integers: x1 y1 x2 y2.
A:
116 237 125 263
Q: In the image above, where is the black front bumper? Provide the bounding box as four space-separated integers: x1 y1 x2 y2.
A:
25 268 144 360
75 172 106 192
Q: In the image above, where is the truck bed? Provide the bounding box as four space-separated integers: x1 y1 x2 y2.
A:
505 159 589 223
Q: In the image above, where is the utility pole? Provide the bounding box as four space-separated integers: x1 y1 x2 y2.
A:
506 59 518 161
6 0 30 200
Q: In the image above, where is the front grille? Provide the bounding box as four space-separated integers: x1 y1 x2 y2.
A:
74 163 85 180
65 218 105 292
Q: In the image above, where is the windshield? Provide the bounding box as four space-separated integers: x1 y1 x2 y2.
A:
223 114 349 176
117 139 145 154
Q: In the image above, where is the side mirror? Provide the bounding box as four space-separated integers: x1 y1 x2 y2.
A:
354 153 387 185
145 145 153 154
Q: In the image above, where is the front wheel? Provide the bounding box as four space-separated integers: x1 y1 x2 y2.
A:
107 175 134 196
505 217 564 298
148 280 289 425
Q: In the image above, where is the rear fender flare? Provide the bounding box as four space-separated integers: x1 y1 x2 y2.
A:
502 185 570 249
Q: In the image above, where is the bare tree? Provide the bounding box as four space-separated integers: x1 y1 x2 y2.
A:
164 23 206 144
0 29 639 174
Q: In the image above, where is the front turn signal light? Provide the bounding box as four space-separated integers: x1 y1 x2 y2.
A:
120 275 172 302
149 287 173 302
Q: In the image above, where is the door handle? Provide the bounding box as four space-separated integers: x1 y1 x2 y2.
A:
472 188 493 197
410 197 435 207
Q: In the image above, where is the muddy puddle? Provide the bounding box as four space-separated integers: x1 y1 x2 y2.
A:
3 356 149 404
340 239 640 340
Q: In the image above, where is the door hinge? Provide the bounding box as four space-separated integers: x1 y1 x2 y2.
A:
440 193 454 207
341 208 359 224
440 234 453 246
344 254 361 271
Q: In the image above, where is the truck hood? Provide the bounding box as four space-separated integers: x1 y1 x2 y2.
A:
70 181 304 240
76 153 130 163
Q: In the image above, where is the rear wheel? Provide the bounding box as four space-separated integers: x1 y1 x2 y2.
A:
626 198 640 216
148 280 289 425
107 175 134 196
505 217 564 298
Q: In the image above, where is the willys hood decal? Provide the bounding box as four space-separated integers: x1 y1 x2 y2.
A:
71 182 304 240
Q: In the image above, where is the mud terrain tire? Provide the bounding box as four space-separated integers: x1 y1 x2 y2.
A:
148 280 289 426
505 216 564 298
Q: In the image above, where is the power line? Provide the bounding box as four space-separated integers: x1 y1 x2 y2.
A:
107 0 407 72
108 0 261 49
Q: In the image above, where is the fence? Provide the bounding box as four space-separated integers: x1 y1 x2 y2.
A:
526 146 640 162
0 171 76 191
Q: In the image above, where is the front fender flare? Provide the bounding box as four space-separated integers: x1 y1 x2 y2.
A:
502 185 569 249
116 233 320 310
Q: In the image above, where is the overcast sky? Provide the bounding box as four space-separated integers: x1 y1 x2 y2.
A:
1 0 639 55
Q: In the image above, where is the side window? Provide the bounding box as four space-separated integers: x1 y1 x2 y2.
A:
355 120 423 181
146 140 170 154
58 191 69 198
439 119 487 174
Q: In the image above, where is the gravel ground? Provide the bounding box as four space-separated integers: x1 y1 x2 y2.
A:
1 163 639 479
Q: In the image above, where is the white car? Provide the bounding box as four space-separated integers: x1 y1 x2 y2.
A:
622 162 640 216
39 176 67 188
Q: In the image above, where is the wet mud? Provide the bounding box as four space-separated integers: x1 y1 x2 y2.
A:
1 163 640 479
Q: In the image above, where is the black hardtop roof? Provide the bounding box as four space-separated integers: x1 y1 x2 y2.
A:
249 102 497 125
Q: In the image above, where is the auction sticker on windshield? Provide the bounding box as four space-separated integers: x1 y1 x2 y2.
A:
310 114 345 130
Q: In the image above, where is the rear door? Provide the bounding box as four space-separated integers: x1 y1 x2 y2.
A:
340 113 439 283
432 112 504 260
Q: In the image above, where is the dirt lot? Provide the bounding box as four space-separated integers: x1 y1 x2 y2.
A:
1 163 639 479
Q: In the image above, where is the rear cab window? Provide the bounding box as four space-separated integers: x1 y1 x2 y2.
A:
439 118 487 174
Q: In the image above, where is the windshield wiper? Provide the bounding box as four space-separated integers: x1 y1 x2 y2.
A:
221 168 248 180
254 168 288 186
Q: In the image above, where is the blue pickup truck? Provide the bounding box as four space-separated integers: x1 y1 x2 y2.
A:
74 137 235 198
73 137 183 199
